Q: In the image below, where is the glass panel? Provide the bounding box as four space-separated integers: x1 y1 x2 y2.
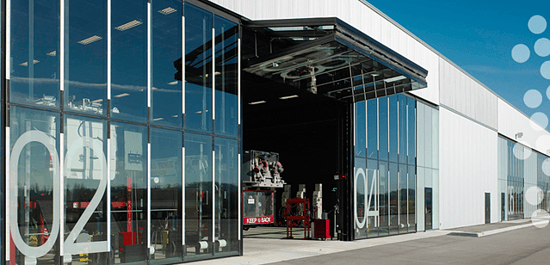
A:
9 106 59 263
407 97 415 165
64 115 109 263
111 0 148 123
214 16 239 138
416 103 425 167
367 159 379 238
152 0 183 128
399 95 407 164
378 97 388 161
425 187 433 230
389 95 398 162
399 164 407 233
214 137 239 256
425 105 433 168
185 3 213 133
150 128 182 264
378 161 388 236
110 122 148 264
65 0 107 116
367 99 378 159
416 167 425 231
10 0 60 108
184 133 213 261
354 158 367 239
354 101 366 158
389 163 398 234
408 165 416 232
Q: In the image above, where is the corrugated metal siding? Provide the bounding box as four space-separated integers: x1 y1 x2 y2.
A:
498 98 550 156
439 108 498 229
439 58 498 129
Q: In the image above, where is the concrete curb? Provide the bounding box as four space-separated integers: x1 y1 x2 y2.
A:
448 220 549 237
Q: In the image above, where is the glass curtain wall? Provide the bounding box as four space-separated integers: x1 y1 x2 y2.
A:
415 102 439 231
354 94 416 239
5 0 241 264
498 136 550 221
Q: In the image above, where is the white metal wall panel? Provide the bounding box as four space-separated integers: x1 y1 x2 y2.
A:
439 108 498 229
439 58 498 129
498 98 550 155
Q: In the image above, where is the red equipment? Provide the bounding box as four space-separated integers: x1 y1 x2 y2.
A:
282 198 311 239
314 219 331 240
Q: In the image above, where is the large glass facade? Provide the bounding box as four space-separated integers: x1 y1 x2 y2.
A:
416 102 439 231
5 1 241 264
497 136 550 222
354 94 416 239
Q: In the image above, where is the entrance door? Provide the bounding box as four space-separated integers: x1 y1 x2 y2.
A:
485 192 491 224
501 193 505 221
425 188 432 230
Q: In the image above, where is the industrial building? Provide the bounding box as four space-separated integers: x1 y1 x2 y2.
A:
1 0 550 264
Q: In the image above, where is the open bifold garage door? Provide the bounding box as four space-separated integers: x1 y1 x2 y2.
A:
239 17 427 241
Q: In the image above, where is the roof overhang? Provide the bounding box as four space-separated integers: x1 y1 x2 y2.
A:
242 18 428 103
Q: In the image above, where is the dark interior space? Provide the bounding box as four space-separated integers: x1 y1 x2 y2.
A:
242 72 345 230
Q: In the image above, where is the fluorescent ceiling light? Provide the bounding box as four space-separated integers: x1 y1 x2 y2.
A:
78 35 103 45
152 87 158 90
167 81 178 85
19 60 40 66
47 51 56 56
249 100 266 105
153 118 164 121
92 99 103 103
279 95 298 100
115 20 143 31
114 93 130 98
172 114 178 117
384 76 407 83
158 7 176 15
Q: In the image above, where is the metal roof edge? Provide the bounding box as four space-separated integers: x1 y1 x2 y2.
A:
358 0 550 135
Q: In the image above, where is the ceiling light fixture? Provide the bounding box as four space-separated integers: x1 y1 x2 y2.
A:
91 99 103 103
114 93 130 98
167 81 178 85
384 76 407 83
115 20 143 31
47 51 57 56
279 95 299 100
158 7 176 15
19 60 40 66
248 100 266 105
78 35 103 45
153 118 164 121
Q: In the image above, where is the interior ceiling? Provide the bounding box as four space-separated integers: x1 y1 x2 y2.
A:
241 18 428 104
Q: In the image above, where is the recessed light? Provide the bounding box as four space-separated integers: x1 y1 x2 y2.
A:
384 76 407 83
153 118 164 121
47 51 57 56
78 35 102 45
92 99 103 103
172 114 178 117
114 93 130 98
168 81 178 85
158 7 176 15
249 100 266 105
115 20 143 31
279 95 298 100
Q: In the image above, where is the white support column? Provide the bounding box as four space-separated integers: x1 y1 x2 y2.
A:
107 0 111 99
147 1 151 108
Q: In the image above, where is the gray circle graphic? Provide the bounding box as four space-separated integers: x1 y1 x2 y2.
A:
524 89 543 108
541 61 550 79
531 112 549 129
529 15 547 34
512 44 530 63
535 38 550 57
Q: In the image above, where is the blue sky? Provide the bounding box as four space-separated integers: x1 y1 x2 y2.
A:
367 0 550 130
